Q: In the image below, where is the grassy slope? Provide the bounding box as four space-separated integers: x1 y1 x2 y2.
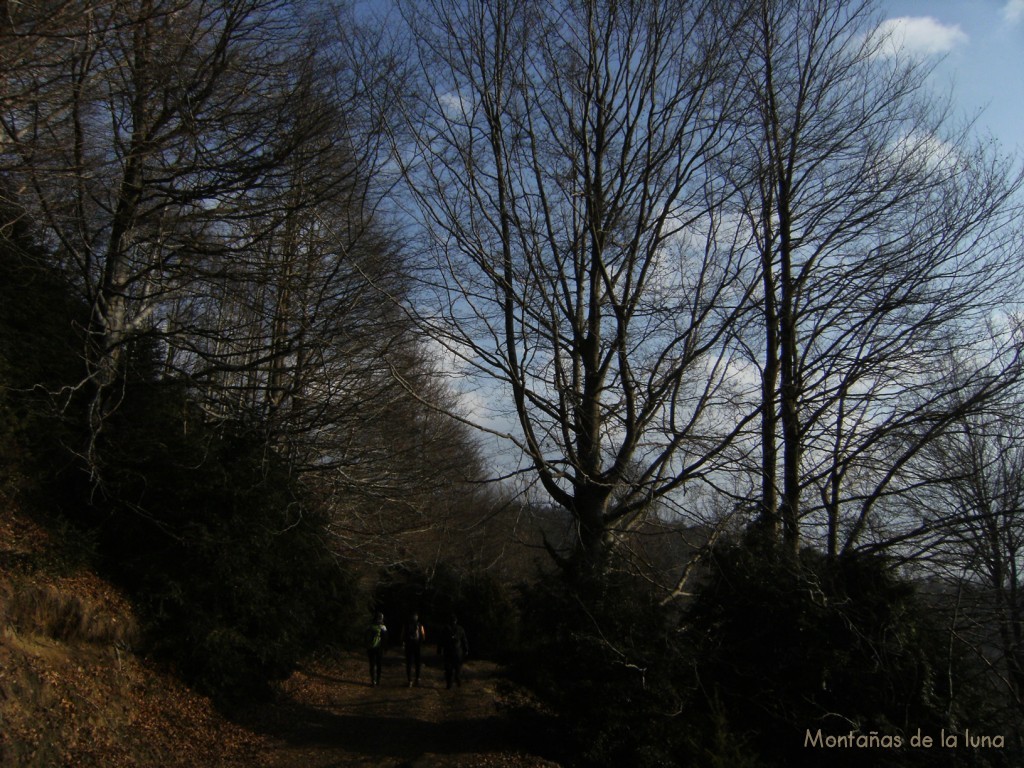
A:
0 503 270 768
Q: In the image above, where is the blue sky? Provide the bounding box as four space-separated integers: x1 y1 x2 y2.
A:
880 1 1023 152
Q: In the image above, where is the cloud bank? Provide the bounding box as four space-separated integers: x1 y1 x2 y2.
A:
873 16 968 58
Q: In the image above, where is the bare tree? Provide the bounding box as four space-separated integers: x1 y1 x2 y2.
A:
724 0 1024 558
394 0 757 578
1 0 494 573
0 0 335 475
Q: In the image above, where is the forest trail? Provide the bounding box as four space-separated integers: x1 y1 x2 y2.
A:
234 652 561 768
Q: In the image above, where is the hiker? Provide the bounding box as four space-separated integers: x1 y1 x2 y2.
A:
366 611 388 686
402 612 427 687
438 615 469 689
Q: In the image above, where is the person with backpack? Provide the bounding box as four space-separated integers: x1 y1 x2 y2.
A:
438 615 469 689
402 612 427 687
366 611 388 687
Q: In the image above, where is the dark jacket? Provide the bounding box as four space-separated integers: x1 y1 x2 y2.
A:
439 622 469 662
403 621 426 649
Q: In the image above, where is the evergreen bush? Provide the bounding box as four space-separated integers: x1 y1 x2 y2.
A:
92 379 359 701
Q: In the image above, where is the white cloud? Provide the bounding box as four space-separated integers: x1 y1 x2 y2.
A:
873 16 968 59
1004 0 1024 24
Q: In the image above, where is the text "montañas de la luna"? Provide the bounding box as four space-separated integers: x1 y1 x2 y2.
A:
805 729 1005 749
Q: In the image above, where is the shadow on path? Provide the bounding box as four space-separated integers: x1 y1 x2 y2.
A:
249 702 512 757
229 654 560 767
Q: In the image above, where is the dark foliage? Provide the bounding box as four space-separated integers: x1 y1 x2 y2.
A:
509 545 1016 768
88 371 360 702
512 571 695 768
0 208 90 509
0 209 83 389
683 542 1008 768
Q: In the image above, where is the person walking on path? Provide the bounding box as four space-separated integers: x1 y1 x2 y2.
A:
402 612 427 687
438 615 469 689
366 612 388 687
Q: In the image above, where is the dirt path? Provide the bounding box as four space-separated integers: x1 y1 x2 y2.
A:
234 653 561 768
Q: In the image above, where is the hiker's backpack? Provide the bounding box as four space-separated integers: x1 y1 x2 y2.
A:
367 624 384 649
